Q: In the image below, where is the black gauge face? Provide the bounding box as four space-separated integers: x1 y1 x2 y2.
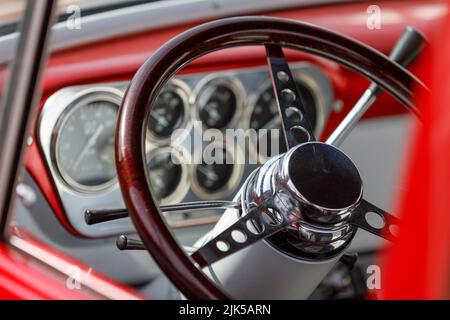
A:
147 151 182 201
197 83 238 129
148 88 186 139
250 81 317 156
195 147 234 192
56 99 118 190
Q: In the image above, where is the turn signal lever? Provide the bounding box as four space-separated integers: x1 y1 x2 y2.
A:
84 201 240 225
326 27 427 147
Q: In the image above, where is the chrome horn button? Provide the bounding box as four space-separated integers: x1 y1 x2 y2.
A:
240 142 362 258
281 142 363 224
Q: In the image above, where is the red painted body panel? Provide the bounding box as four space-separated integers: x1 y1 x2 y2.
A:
0 232 143 299
23 0 447 236
0 243 87 299
381 9 450 299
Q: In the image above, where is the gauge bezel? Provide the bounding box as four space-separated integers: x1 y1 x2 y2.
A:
146 78 191 146
245 72 328 163
190 139 244 200
52 88 122 194
145 146 191 205
191 75 246 131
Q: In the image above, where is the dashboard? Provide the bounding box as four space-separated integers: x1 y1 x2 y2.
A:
38 63 333 237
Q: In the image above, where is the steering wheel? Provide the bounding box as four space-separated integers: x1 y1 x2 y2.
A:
116 16 427 299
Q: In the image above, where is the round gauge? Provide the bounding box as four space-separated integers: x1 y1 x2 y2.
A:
249 79 317 158
147 80 190 144
194 77 244 129
54 91 121 192
192 142 243 200
146 148 189 204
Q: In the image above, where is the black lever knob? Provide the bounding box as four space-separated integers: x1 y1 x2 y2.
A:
116 235 145 250
389 26 427 67
368 26 427 96
85 208 128 225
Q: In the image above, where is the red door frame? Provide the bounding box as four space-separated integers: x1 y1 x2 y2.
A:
380 3 450 299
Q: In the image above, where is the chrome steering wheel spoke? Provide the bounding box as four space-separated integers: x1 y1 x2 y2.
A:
191 199 301 268
265 44 316 149
349 199 401 242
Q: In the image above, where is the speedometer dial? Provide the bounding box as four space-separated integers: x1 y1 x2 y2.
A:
54 91 120 192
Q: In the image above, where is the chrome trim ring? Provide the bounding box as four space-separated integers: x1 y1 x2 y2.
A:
146 78 191 146
285 221 355 255
52 88 123 194
191 140 244 200
280 142 363 224
191 75 246 131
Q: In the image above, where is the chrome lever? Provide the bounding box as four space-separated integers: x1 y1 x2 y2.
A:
326 27 427 147
85 200 241 225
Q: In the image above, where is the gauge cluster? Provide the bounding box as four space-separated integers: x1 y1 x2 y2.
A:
38 63 333 237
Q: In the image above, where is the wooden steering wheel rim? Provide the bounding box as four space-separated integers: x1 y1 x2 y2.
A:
116 16 426 300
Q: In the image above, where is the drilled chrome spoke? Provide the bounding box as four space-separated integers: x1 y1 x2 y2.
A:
265 44 316 149
191 203 301 268
85 200 240 225
349 199 400 242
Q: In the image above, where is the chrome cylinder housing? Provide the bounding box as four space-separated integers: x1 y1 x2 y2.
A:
242 142 362 258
